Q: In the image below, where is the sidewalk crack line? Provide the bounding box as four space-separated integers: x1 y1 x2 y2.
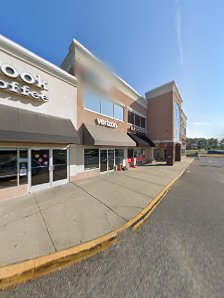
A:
33 194 57 252
74 183 128 223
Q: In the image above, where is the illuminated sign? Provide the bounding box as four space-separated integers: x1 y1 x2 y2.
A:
96 118 118 129
0 63 48 102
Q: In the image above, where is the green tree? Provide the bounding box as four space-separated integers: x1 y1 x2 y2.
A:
219 138 224 149
207 138 218 149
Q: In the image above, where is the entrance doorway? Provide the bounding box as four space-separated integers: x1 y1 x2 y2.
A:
100 149 115 172
30 148 68 192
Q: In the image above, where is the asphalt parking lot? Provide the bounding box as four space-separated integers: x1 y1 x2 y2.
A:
1 156 224 298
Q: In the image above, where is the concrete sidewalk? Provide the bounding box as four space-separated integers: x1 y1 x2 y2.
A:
0 158 193 266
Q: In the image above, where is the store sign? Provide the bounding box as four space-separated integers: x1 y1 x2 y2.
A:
96 118 118 129
130 124 145 134
0 63 48 102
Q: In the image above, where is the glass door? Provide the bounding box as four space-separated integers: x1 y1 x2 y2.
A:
31 149 50 191
52 149 68 186
100 150 107 172
108 149 115 171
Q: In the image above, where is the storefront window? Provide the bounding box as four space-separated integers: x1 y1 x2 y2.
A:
101 99 113 118
115 149 124 167
84 89 101 113
0 150 17 189
128 149 134 159
114 104 124 121
84 149 99 170
108 149 115 171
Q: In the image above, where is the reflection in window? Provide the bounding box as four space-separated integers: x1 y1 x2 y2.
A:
114 104 124 121
115 149 124 167
128 111 146 129
128 111 135 124
84 89 101 113
174 102 181 141
84 88 124 121
0 150 17 189
19 149 28 185
84 149 99 170
135 114 141 127
141 117 146 128
128 149 133 159
108 149 115 171
101 99 113 117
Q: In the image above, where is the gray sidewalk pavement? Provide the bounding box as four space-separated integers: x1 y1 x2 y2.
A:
0 158 193 266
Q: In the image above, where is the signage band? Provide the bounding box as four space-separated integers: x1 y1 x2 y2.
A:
96 118 118 129
0 63 48 102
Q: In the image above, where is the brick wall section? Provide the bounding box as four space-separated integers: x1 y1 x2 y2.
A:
71 62 147 143
147 91 174 142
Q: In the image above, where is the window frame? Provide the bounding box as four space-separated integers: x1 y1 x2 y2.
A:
84 88 124 122
84 89 101 114
127 110 146 129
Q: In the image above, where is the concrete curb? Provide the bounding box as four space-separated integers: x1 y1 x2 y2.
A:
0 159 194 290
199 154 224 158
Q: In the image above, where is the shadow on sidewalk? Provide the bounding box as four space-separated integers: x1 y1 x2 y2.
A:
140 163 168 167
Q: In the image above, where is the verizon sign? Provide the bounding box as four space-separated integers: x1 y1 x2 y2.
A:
96 118 118 129
0 63 48 102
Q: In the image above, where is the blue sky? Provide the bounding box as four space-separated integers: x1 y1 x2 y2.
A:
1 0 224 138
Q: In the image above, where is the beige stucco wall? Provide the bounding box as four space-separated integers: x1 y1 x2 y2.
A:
0 39 79 199
0 50 77 128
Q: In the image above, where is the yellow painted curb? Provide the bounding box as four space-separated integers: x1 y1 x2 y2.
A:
0 160 194 290
199 154 224 158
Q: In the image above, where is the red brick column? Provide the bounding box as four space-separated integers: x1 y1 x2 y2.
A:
175 143 181 161
166 143 175 166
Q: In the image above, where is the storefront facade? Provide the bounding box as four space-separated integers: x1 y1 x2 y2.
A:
0 35 187 199
61 39 155 180
0 36 80 200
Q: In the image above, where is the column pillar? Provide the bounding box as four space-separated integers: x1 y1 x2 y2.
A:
175 143 181 161
166 142 175 166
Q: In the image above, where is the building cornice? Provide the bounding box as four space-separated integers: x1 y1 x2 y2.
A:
145 80 183 104
0 34 78 87
66 39 147 106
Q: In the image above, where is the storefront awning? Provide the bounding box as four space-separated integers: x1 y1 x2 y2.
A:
0 105 80 144
84 124 136 146
128 132 155 147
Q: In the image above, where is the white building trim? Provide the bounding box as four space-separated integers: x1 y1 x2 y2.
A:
0 34 78 87
61 39 148 108
145 80 183 103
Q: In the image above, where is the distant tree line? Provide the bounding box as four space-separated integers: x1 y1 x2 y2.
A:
187 138 224 150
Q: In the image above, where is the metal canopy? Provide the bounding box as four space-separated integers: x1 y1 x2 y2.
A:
83 124 136 147
0 105 80 144
127 132 155 147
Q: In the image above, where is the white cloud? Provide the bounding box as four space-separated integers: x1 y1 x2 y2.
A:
174 0 184 67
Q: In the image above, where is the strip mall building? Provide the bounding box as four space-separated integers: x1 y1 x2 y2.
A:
0 35 187 200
